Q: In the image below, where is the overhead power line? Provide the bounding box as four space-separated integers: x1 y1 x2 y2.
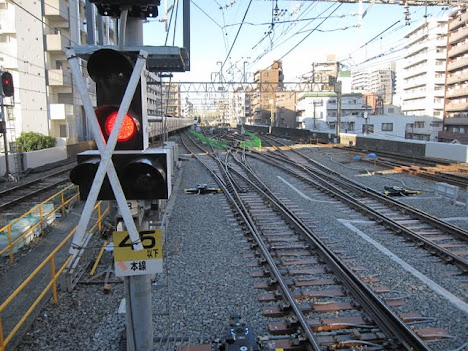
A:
221 0 254 71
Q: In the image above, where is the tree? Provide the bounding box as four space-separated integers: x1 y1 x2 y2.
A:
16 132 56 152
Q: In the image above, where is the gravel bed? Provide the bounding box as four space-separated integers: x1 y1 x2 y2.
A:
0 159 76 228
300 146 468 222
10 143 468 351
16 155 270 350
247 149 468 351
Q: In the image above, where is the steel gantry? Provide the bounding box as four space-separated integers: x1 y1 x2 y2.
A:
267 0 466 6
161 81 335 93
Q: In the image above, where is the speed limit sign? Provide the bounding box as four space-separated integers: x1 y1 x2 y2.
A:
113 229 163 276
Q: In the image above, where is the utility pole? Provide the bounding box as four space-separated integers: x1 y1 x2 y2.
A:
122 15 154 351
312 100 323 130
334 80 342 143
0 87 10 177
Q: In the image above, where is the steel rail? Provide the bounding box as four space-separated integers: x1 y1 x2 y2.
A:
181 134 323 350
0 169 73 212
248 149 468 271
261 139 468 243
227 155 430 350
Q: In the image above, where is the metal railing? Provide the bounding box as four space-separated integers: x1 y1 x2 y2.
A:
0 185 78 263
0 192 110 351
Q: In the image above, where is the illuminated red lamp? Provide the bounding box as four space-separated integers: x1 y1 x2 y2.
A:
104 111 137 142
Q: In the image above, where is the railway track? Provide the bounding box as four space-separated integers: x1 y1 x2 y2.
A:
0 166 74 215
255 136 468 273
180 131 437 350
335 145 468 187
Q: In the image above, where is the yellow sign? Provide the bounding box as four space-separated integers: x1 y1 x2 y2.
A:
114 229 162 261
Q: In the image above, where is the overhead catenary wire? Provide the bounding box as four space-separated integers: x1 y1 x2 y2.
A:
345 17 450 70
251 1 336 65
221 0 254 71
190 0 223 28
261 2 343 71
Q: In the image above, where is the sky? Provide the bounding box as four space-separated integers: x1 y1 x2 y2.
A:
142 1 454 83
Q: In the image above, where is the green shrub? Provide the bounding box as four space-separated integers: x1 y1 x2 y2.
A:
16 132 56 151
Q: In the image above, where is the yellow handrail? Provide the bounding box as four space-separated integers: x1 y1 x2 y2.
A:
0 185 79 263
0 201 110 351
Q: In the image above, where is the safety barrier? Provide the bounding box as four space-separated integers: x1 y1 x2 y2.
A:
240 131 262 149
0 200 110 351
189 130 227 149
0 185 79 264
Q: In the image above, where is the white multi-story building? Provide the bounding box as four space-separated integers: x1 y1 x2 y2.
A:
296 93 372 131
232 88 248 125
337 115 441 141
351 67 394 105
0 0 117 149
399 18 448 119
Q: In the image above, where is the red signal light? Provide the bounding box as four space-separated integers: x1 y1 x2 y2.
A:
1 71 14 97
104 111 137 142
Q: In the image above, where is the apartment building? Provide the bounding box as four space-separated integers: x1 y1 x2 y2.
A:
0 0 117 149
161 83 181 117
252 60 284 125
400 18 448 118
146 72 162 116
296 93 372 131
352 68 394 104
439 8 468 143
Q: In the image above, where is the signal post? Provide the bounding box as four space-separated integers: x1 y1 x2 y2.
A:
67 1 189 350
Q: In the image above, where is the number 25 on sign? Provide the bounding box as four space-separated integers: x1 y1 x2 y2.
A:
113 229 163 277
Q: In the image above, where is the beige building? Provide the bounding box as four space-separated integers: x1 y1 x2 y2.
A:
439 8 468 143
161 83 181 117
0 0 117 150
252 60 284 125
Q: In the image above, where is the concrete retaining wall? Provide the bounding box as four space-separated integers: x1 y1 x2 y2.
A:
66 141 95 160
23 147 68 169
0 141 95 176
241 125 333 144
426 142 468 162
239 125 468 163
353 136 427 158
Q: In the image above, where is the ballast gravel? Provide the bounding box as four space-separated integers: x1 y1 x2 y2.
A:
12 142 468 351
17 155 270 351
246 145 468 351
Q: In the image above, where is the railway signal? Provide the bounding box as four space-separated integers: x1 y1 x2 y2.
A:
88 49 147 150
70 48 170 201
70 149 170 200
1 71 14 97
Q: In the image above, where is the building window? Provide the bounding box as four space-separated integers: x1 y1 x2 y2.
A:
60 125 67 138
381 123 393 131
414 121 425 128
363 124 374 133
